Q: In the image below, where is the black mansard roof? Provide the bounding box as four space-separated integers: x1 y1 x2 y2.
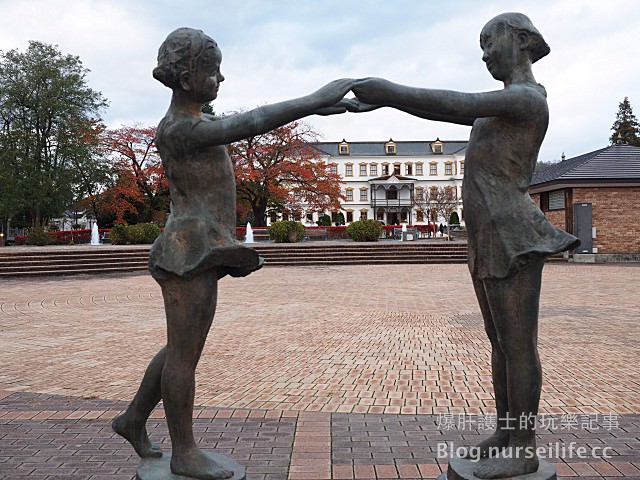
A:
312 140 467 157
530 143 640 191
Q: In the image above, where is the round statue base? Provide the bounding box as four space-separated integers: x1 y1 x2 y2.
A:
436 457 559 480
136 452 246 480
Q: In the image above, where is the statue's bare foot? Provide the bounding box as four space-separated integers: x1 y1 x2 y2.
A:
461 431 509 459
112 413 162 458
474 456 539 479
171 448 234 480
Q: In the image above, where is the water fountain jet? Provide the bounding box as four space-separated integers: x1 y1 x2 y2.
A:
244 222 254 243
90 223 101 245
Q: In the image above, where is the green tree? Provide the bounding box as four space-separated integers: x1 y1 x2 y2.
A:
0 41 108 229
610 97 640 146
201 102 214 114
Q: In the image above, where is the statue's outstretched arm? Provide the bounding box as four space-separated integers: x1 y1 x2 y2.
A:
352 78 538 125
191 79 355 147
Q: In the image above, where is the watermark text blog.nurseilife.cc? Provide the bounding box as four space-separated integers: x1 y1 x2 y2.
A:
437 442 614 462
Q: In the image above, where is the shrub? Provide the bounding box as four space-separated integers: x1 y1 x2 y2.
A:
110 223 161 245
267 220 305 243
127 224 146 243
141 223 161 243
316 214 331 227
449 211 460 226
26 226 53 246
346 219 383 242
109 224 128 245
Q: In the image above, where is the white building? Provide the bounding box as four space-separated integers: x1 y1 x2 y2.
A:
302 138 466 226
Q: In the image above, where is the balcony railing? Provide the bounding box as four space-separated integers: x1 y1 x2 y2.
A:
370 197 414 208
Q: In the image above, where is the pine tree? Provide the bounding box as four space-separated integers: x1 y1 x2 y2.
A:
610 97 640 146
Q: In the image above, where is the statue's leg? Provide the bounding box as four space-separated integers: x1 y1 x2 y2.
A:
474 258 544 479
467 277 509 458
160 270 233 480
112 346 165 457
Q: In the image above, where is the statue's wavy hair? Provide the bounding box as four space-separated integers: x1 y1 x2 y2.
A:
153 27 217 88
489 13 550 63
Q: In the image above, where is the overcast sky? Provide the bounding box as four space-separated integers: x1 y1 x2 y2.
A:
1 0 638 163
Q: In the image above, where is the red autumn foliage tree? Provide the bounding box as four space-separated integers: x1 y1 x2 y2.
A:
229 121 343 227
98 125 169 224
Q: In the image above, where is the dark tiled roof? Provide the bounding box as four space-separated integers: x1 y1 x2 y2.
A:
312 140 467 157
531 144 640 186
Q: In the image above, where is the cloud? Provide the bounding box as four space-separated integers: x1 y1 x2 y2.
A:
0 0 638 162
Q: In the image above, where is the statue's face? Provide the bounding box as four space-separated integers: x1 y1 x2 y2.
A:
480 21 519 82
189 43 224 103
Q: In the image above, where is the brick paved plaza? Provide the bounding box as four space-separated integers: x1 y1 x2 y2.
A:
1 263 639 479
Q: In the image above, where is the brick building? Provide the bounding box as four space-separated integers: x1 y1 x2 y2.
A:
529 142 640 261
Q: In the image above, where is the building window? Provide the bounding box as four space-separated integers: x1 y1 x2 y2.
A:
330 164 338 175
360 210 368 220
405 163 413 175
429 186 438 199
415 187 424 200
416 163 423 175
431 139 443 154
385 139 396 155
548 190 565 210
346 211 353 222
460 161 464 174
429 163 438 175
387 186 398 200
306 212 313 223
360 164 367 176
393 164 401 175
345 163 353 177
382 163 389 175
360 189 368 201
445 162 453 176
345 188 353 201
338 140 350 155
370 163 378 176
445 186 454 199
416 210 424 222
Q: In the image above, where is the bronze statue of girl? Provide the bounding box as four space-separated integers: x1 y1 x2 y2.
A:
112 27 353 480
349 12 578 479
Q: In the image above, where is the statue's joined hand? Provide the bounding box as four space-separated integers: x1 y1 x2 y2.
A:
340 97 381 113
352 77 391 106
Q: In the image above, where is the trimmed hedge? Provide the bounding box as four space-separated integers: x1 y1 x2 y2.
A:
267 220 305 243
110 223 161 245
346 219 383 242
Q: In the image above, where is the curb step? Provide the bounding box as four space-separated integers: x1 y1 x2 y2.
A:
0 243 469 277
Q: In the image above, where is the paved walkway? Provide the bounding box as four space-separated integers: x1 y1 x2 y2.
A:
1 263 639 479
